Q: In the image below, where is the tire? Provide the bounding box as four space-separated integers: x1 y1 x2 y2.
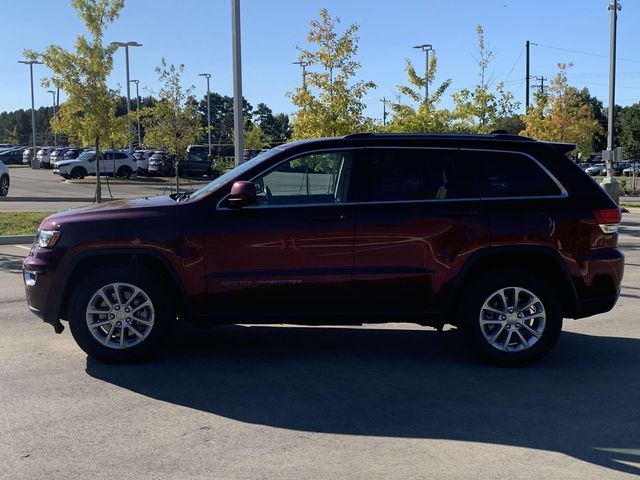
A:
458 268 563 367
68 263 174 363
0 174 9 197
70 166 86 179
116 166 132 179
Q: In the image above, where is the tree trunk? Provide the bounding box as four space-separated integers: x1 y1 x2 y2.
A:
95 135 102 203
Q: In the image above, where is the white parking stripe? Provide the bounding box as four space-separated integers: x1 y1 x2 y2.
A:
13 245 31 251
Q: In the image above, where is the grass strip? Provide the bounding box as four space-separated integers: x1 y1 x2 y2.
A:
0 212 50 236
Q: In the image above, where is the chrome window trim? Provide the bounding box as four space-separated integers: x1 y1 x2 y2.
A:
216 146 569 210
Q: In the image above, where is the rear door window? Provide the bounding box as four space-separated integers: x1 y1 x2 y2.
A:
351 148 481 202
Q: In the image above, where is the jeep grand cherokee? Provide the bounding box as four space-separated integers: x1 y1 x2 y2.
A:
23 133 624 365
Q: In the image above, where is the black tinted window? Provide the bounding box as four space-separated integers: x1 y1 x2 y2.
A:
353 149 480 202
461 150 562 197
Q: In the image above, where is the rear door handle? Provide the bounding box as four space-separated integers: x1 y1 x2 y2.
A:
312 214 346 222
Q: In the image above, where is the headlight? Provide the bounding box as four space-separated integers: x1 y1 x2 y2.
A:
36 229 62 248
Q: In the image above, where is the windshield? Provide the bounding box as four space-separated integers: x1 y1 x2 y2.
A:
189 148 282 201
78 151 95 161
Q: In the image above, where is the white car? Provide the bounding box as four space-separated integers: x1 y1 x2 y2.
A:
53 150 137 179
585 163 606 176
36 147 56 168
0 160 9 196
133 149 154 175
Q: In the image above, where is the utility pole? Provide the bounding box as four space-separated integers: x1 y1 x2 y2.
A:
231 0 244 167
130 79 142 147
199 73 212 157
292 61 309 88
18 60 43 169
380 97 389 126
47 90 57 146
533 76 547 96
525 40 530 111
413 44 433 102
111 41 142 151
602 0 622 203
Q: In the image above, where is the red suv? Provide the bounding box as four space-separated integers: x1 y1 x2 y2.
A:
23 133 624 365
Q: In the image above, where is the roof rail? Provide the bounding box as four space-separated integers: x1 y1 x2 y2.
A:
343 132 536 142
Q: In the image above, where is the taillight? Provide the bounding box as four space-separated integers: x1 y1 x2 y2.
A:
593 208 621 233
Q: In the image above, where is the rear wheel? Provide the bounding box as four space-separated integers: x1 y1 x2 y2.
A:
70 166 86 179
116 166 132 179
68 264 174 363
0 175 9 196
458 268 562 367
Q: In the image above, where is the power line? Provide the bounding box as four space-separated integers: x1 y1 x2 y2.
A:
530 42 640 63
505 46 525 83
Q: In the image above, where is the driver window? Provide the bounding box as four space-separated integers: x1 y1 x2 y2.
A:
255 151 352 206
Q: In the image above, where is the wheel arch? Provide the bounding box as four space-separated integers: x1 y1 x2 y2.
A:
447 247 579 323
57 249 190 322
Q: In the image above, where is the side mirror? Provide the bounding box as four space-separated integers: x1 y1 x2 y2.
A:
228 181 257 208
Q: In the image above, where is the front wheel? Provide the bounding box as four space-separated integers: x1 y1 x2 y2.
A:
458 268 562 367
70 166 86 179
68 264 174 363
116 166 132 179
0 175 9 196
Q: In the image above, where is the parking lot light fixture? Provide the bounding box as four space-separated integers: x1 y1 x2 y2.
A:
111 41 142 151
198 73 212 157
413 44 433 103
130 79 142 147
18 60 43 168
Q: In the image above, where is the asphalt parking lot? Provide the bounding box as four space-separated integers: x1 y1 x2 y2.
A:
0 213 639 479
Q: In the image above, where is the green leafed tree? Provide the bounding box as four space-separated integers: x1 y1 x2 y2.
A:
244 122 270 150
289 9 376 139
25 0 125 202
451 25 520 133
386 53 453 133
521 63 602 157
141 59 203 189
618 103 640 160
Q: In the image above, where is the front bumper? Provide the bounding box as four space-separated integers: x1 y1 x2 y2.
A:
23 252 65 334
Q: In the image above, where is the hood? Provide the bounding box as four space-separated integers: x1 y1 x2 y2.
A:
54 160 79 167
41 195 178 230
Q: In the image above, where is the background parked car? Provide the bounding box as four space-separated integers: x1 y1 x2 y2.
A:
623 162 640 176
63 148 83 160
0 147 25 165
37 147 56 168
133 149 154 175
147 151 171 176
0 160 10 196
22 147 40 164
49 147 70 165
585 163 606 176
53 149 137 179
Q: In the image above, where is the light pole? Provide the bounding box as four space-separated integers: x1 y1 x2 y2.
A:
602 0 622 204
199 73 212 157
47 90 57 146
292 61 309 88
130 79 142 147
111 41 142 151
231 0 244 166
18 60 43 168
413 44 433 103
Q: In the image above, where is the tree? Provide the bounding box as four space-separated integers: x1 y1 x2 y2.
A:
619 103 640 160
579 88 607 154
386 53 453 133
26 0 125 202
244 123 270 149
141 59 203 189
451 25 520 133
289 9 376 139
521 63 602 157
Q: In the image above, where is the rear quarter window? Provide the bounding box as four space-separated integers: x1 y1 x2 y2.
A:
461 150 563 198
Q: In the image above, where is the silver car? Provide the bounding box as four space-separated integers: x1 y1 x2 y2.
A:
0 160 10 196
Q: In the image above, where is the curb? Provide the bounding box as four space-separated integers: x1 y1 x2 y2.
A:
0 197 98 202
0 235 33 245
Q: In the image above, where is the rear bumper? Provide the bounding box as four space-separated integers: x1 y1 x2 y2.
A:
572 248 624 319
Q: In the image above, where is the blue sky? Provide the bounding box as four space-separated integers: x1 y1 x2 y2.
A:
2 0 639 121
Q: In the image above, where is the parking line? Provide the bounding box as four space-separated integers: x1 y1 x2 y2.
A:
13 245 31 251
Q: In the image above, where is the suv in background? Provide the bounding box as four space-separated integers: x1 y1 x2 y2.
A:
133 149 154 175
36 147 56 168
0 159 9 196
49 148 69 165
24 133 624 366
22 147 39 165
148 150 171 176
63 148 83 161
53 149 136 179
